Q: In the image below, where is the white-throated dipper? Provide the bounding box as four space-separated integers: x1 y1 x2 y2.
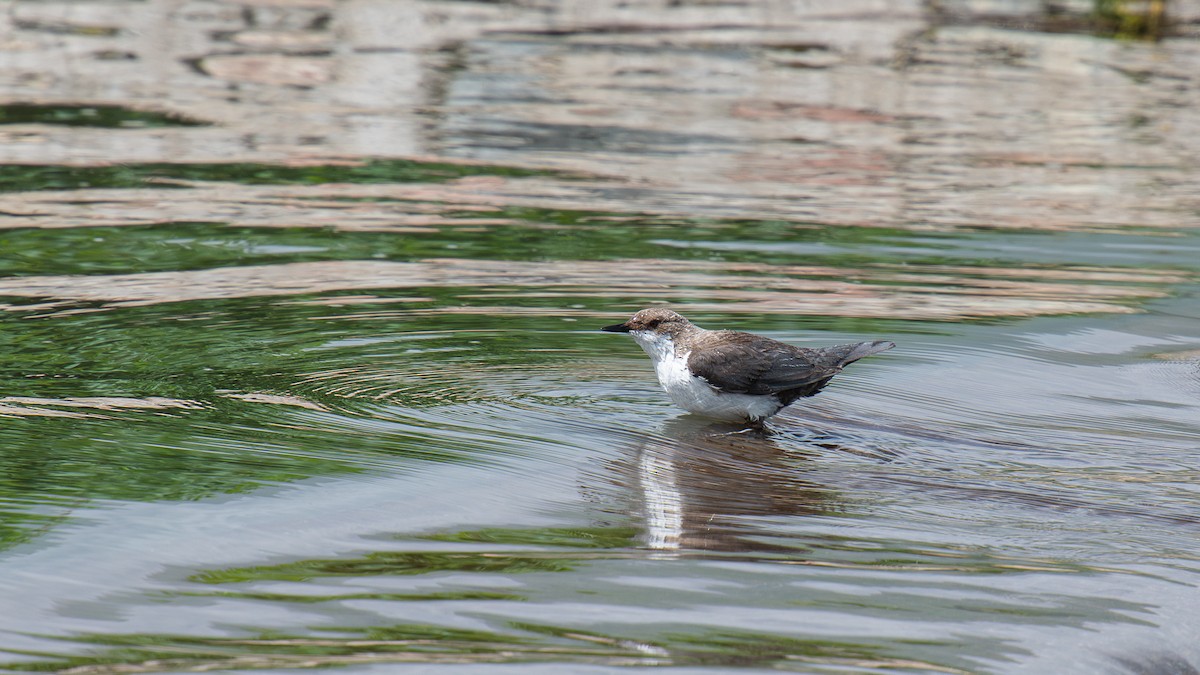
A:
602 308 894 423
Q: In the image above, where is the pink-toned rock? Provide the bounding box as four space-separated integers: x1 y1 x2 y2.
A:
199 54 333 86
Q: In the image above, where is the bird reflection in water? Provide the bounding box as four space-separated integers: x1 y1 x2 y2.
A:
603 416 843 555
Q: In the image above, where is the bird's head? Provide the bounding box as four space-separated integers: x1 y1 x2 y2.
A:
601 307 694 339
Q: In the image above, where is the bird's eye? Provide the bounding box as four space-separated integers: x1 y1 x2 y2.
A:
647 318 661 328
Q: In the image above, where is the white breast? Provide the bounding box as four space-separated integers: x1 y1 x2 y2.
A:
631 331 782 422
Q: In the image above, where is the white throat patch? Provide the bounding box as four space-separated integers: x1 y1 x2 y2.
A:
630 329 676 362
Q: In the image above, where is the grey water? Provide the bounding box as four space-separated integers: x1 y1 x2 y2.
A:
1 1 1200 674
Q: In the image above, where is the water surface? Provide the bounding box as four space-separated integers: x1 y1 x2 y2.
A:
1 2 1199 674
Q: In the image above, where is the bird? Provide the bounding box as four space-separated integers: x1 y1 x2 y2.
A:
602 307 894 424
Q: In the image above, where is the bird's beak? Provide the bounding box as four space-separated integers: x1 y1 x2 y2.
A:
601 322 631 333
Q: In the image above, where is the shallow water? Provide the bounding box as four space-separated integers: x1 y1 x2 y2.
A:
2 1 1200 674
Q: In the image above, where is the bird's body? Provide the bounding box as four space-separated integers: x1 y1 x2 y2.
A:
602 308 894 423
631 323 787 422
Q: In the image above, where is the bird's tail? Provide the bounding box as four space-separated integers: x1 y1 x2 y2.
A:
835 340 896 367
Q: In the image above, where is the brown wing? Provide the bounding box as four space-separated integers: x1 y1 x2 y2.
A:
684 333 825 395
686 333 894 397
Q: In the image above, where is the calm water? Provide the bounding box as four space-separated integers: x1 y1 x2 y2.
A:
2 2 1200 674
